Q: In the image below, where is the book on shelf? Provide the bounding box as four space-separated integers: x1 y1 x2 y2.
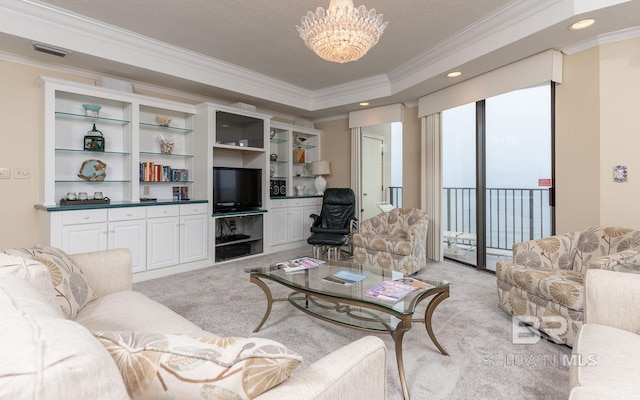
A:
139 162 190 182
275 257 325 273
363 278 432 302
322 269 368 285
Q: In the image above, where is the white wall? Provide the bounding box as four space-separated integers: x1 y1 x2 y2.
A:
599 37 640 227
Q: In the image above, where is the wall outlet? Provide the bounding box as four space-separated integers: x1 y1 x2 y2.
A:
14 167 30 179
0 168 10 179
143 185 150 196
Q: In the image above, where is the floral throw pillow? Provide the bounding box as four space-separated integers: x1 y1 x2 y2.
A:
94 331 302 400
4 246 97 319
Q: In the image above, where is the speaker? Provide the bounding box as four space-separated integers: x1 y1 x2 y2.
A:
270 180 286 197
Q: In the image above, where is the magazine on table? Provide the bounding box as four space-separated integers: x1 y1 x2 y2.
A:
275 257 325 272
392 277 434 290
363 278 431 302
322 269 368 285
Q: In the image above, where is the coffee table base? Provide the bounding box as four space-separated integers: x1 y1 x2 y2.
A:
249 275 449 400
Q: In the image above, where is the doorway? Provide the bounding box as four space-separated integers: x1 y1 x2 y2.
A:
358 122 403 221
361 135 384 221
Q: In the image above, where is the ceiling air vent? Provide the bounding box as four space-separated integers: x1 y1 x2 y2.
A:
33 43 70 57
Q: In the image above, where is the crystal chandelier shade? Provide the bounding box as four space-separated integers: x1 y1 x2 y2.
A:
297 0 388 63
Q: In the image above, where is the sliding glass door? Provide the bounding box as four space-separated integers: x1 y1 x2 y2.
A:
484 85 553 270
442 84 554 271
442 103 477 267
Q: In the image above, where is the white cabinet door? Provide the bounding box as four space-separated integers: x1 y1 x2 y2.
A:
288 207 305 242
61 222 108 254
270 208 288 245
180 214 208 263
146 216 180 270
108 219 147 273
303 205 319 237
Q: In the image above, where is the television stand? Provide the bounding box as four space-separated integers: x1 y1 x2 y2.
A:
214 213 264 262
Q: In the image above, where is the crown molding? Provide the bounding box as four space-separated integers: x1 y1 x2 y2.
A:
387 0 570 93
311 74 391 110
0 0 313 109
0 0 636 114
561 25 640 55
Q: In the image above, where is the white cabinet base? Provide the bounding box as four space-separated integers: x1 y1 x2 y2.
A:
109 219 146 273
62 222 107 254
38 202 209 280
268 197 321 251
146 216 180 270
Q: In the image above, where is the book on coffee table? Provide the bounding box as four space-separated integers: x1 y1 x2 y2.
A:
275 257 325 272
322 269 368 285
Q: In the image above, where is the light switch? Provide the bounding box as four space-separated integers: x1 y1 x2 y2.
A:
0 167 10 179
14 167 30 179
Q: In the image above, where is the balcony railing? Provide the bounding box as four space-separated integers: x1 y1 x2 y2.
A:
443 187 552 251
389 186 403 208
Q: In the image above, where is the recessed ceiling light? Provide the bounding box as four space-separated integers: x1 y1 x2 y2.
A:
447 71 462 78
570 19 596 30
359 102 370 106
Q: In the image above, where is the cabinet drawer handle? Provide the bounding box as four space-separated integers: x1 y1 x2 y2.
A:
126 212 132 217
83 215 90 220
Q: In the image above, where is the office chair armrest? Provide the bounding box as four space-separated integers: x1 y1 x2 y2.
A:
309 213 321 227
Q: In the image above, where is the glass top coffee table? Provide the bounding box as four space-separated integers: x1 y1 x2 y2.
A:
246 259 450 400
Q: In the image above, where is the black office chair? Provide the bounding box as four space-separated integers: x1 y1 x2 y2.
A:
307 188 358 260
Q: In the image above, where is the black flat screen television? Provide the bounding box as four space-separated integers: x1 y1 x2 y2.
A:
212 167 262 213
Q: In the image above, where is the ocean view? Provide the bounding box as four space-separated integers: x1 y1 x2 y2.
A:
442 187 553 252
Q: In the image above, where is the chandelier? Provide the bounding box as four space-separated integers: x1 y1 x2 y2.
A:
297 0 389 63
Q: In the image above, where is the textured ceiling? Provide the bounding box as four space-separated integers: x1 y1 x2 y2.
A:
2 0 639 119
39 0 511 90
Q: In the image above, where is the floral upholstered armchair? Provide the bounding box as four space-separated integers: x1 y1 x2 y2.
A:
352 208 429 275
496 226 640 347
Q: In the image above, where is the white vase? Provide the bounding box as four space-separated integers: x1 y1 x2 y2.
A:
314 175 327 195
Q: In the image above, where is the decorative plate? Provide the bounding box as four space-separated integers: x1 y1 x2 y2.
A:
78 159 107 181
270 165 276 177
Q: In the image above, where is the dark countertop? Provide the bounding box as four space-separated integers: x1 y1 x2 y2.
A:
270 195 322 199
35 199 208 212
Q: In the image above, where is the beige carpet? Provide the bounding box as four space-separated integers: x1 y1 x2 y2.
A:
134 246 571 400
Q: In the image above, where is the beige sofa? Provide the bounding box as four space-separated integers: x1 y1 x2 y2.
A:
569 269 640 399
0 246 387 400
496 226 640 346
